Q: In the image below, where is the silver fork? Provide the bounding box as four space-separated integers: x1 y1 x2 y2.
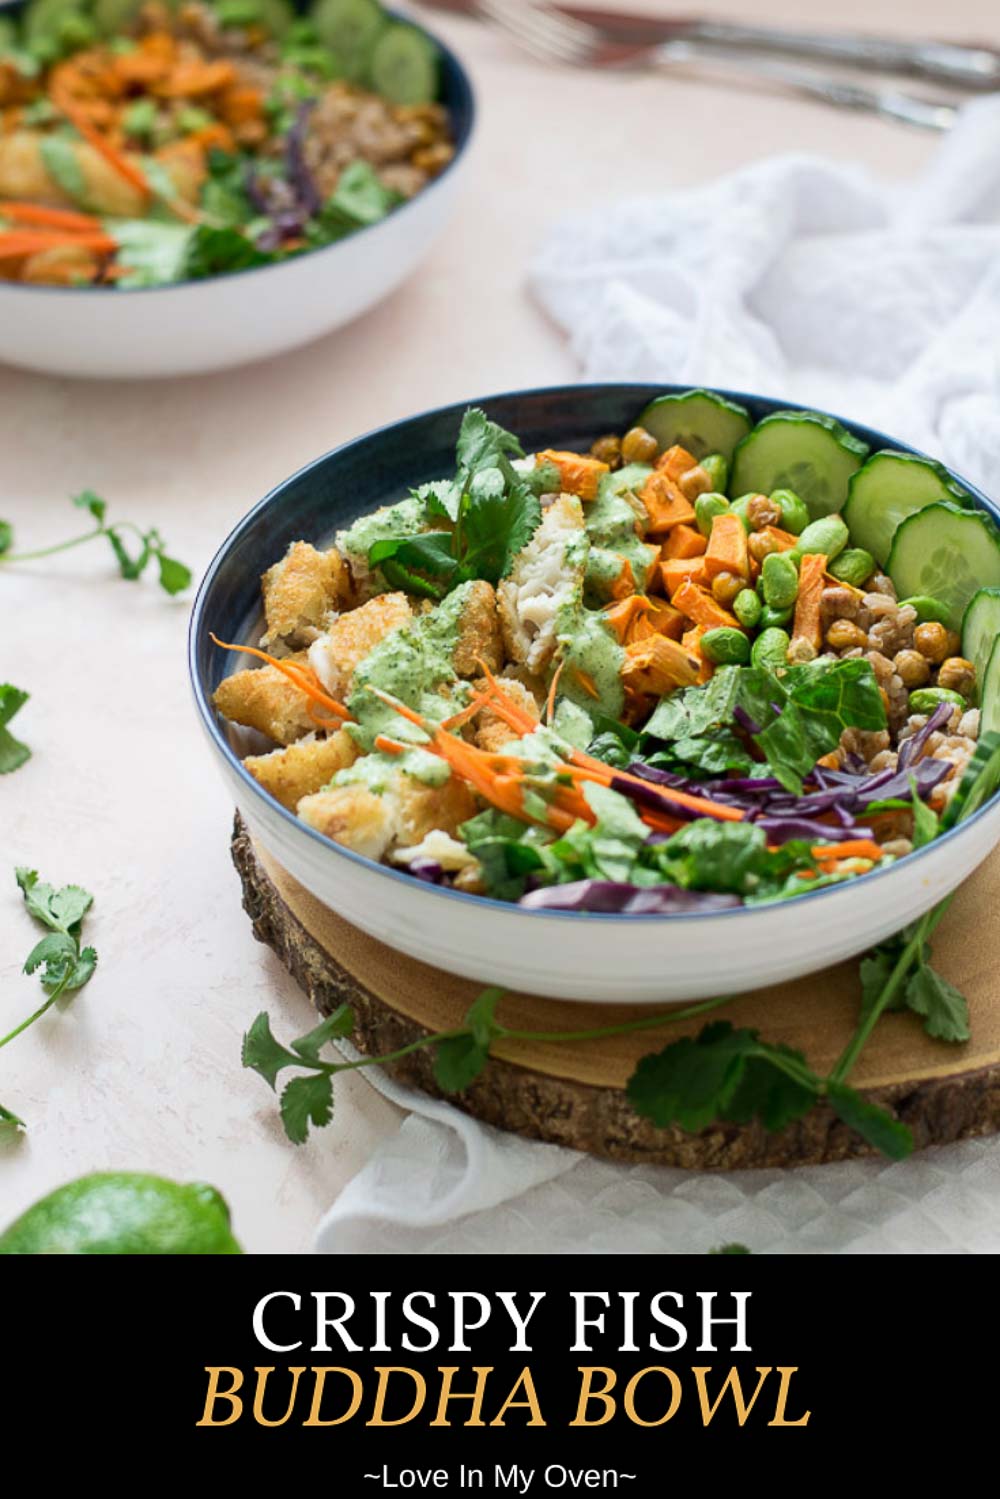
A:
475 0 958 131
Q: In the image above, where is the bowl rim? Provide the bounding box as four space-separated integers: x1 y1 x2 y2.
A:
0 0 475 299
189 379 1000 924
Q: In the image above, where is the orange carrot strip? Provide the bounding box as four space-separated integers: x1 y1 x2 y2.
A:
572 667 601 701
210 634 351 721
0 230 118 259
51 80 151 202
811 840 884 863
545 659 565 726
0 201 102 232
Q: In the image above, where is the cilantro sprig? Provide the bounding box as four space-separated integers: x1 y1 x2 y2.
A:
1 868 98 1130
367 410 542 599
0 491 191 595
0 685 31 774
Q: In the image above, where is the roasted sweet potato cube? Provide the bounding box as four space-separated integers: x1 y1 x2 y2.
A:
682 624 715 683
659 557 707 596
640 471 696 534
535 448 609 501
703 513 749 580
662 523 707 560
672 577 740 630
622 633 701 694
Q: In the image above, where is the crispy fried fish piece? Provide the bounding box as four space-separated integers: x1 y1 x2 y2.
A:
451 579 503 678
472 677 540 753
261 541 351 647
297 766 477 861
244 730 358 811
498 494 586 674
213 651 315 745
308 592 413 699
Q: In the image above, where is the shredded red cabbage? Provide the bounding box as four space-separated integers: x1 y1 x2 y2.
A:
407 858 447 885
898 701 954 768
519 881 742 913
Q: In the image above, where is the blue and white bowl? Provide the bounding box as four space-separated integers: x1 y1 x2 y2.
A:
190 384 1000 1003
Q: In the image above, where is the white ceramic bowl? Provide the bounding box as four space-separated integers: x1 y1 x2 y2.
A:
0 7 474 379
190 384 1000 1004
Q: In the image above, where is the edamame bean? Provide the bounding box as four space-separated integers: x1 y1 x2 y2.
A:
694 492 731 537
732 588 762 629
751 627 791 672
769 488 809 536
730 495 755 532
898 595 952 624
759 603 793 629
761 552 799 611
828 548 876 588
789 515 849 565
700 627 750 665
700 453 729 493
908 687 966 714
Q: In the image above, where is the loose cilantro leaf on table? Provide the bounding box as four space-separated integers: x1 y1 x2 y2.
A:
0 685 31 774
1 868 99 1129
0 493 190 595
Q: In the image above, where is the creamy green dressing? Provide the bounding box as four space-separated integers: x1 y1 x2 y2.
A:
338 494 429 567
561 609 625 719
584 465 658 596
334 747 451 792
347 581 473 752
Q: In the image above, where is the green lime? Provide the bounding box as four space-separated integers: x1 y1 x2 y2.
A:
0 1172 243 1254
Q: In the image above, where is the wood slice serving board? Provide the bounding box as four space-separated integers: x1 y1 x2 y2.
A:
232 817 1000 1168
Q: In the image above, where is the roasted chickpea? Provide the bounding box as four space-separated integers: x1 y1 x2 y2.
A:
937 656 976 697
914 621 961 663
747 531 780 564
746 494 782 530
621 426 659 465
711 571 745 608
893 649 931 688
590 433 622 469
826 619 868 652
678 463 712 501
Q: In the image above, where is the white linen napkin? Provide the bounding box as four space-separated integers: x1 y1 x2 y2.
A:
317 99 1000 1255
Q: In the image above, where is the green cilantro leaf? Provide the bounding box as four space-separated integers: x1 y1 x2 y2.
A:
464 987 504 1048
0 684 31 774
904 964 970 1043
434 1034 490 1093
279 1072 334 1144
0 519 11 554
241 1011 302 1090
459 482 541 584
73 489 107 524
455 408 524 478
826 1081 913 1159
0 1101 25 1132
709 1243 752 1255
627 1022 763 1132
290 1004 354 1063
156 552 193 596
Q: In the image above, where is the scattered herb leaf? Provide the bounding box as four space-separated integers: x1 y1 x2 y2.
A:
0 685 31 774
0 494 190 595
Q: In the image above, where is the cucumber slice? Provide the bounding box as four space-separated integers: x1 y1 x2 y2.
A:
886 503 1000 634
842 450 969 566
636 389 751 464
962 587 1000 690
940 729 1000 829
730 410 868 520
370 22 439 104
311 0 386 83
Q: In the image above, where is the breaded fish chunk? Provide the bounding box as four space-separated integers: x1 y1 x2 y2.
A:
298 785 398 861
297 768 476 861
244 730 358 811
213 652 315 746
261 541 350 647
498 494 587 674
472 677 540 753
453 579 503 678
308 592 412 699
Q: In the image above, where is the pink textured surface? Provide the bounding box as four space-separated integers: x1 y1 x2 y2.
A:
2 0 995 1251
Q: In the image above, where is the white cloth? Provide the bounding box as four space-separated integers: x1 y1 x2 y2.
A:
317 100 1000 1256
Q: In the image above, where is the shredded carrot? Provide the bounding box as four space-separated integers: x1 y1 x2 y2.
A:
545 660 566 726
572 667 601 701
210 634 351 722
51 77 152 203
0 201 102 232
0 230 118 259
811 840 884 863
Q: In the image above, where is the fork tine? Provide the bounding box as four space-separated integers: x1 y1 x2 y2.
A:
476 0 594 66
